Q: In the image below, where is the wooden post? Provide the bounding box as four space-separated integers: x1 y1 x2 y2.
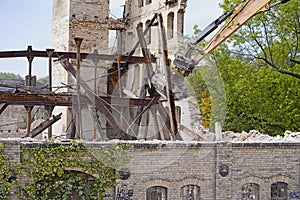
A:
24 106 33 137
74 37 83 139
157 13 178 139
46 48 55 138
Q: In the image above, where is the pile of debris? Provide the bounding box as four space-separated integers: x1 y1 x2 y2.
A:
221 130 300 142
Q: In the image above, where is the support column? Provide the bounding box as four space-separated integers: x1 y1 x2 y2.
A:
46 48 55 91
74 37 83 139
158 13 177 139
26 46 34 86
24 106 33 137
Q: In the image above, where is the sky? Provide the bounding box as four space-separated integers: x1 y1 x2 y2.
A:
0 0 222 79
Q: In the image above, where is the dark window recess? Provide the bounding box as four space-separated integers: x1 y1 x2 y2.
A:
146 0 152 5
165 0 178 5
242 183 259 200
146 186 167 200
180 185 200 200
271 182 288 200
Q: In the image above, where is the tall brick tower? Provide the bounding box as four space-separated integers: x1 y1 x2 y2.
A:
52 0 110 138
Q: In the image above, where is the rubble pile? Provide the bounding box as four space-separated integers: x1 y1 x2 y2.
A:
221 130 300 142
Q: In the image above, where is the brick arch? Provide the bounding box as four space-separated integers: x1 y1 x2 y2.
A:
65 167 98 178
175 177 204 188
239 176 264 187
269 174 291 185
143 179 172 189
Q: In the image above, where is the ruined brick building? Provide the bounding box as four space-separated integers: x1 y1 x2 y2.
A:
0 0 299 199
52 0 199 140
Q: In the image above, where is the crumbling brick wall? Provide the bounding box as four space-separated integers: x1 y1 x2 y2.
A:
1 139 299 199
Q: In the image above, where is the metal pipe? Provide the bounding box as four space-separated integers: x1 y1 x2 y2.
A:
93 49 99 93
24 106 33 137
74 37 84 139
26 46 34 86
46 48 55 91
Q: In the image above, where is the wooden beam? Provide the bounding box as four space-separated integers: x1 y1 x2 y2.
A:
0 93 160 107
30 113 62 138
0 48 156 63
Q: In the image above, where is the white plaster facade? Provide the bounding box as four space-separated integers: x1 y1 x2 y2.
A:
51 0 201 140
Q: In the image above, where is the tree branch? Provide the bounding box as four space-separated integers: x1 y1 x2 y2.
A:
256 56 300 79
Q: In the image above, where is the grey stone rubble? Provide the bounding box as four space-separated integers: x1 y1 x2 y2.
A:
217 130 300 142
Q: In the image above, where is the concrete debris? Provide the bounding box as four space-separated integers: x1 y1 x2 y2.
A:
220 130 300 142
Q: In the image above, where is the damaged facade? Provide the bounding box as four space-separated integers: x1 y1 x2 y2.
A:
51 0 198 140
0 0 299 199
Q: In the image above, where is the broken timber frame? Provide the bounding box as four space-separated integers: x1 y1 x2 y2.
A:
58 56 136 140
158 13 178 139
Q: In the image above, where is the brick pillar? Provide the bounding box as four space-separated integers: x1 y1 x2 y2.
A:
216 142 233 199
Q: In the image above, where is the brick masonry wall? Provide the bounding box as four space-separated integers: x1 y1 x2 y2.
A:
1 139 299 199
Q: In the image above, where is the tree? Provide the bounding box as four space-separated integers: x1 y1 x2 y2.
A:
188 0 300 135
220 0 300 79
37 76 49 85
0 72 23 80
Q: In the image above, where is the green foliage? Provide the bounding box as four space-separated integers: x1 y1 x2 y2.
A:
188 1 300 135
214 46 300 135
220 0 300 79
0 143 13 200
19 141 128 200
37 76 49 85
0 72 23 80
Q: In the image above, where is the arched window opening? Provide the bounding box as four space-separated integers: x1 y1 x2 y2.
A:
138 0 144 8
242 183 259 200
180 185 200 200
145 20 151 44
167 12 174 40
271 182 288 200
137 22 143 30
177 9 184 38
146 0 152 5
146 186 167 200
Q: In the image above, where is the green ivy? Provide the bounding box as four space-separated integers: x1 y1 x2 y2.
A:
19 141 130 200
0 143 13 200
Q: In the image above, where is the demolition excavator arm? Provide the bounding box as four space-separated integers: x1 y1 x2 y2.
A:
173 0 291 76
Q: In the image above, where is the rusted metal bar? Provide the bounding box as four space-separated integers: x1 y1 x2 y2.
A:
24 106 33 137
0 93 160 107
46 48 55 138
46 48 55 91
58 56 135 140
30 113 62 138
158 13 178 139
26 46 34 86
74 37 83 139
0 49 155 63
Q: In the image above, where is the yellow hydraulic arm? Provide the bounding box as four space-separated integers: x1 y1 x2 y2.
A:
173 0 291 76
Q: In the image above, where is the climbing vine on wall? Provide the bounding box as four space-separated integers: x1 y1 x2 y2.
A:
19 141 130 200
0 143 14 200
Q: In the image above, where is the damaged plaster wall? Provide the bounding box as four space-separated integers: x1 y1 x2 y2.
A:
52 0 111 138
51 0 203 139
